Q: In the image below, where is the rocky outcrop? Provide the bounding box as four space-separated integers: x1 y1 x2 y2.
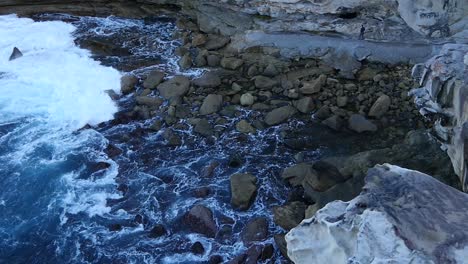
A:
286 164 468 264
411 44 468 191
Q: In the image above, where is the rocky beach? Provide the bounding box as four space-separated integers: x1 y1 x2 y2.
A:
0 0 467 263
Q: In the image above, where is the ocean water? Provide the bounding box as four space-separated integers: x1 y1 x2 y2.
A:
0 14 313 263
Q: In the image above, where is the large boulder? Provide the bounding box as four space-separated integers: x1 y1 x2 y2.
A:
157 75 190 99
199 94 223 115
286 164 468 264
184 205 218 238
230 173 257 210
264 106 296 126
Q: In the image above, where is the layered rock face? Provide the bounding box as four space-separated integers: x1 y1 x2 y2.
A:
286 164 468 264
411 44 468 191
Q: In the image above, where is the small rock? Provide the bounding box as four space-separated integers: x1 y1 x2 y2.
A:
368 94 391 118
264 106 296 126
254 75 278 89
143 70 165 89
135 96 163 108
305 204 319 219
207 54 221 67
149 224 167 238
236 120 256 134
295 97 315 114
209 255 223 264
204 35 230 50
230 173 257 210
192 34 207 46
179 54 192 69
221 57 243 70
200 94 223 115
240 93 255 106
190 242 205 255
337 96 348 107
348 114 377 133
193 72 221 88
274 234 290 261
263 63 279 77
241 218 268 244
9 47 23 61
314 106 331 120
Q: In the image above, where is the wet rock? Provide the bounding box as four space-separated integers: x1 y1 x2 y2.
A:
241 217 268 244
204 35 230 50
305 204 319 219
264 105 296 126
201 161 220 178
240 93 255 106
108 224 122 232
142 70 164 90
230 173 257 210
104 144 122 158
194 118 214 137
178 53 192 69
149 224 167 238
254 75 278 89
274 234 290 261
209 255 223 264
228 154 243 168
294 97 315 114
207 54 221 67
157 76 190 99
193 72 221 88
282 163 315 187
121 74 138 94
314 106 331 120
9 47 23 61
221 57 243 70
236 120 256 134
193 187 211 198
273 201 307 231
322 115 344 131
199 94 223 115
192 34 207 46
190 242 205 255
368 94 391 118
300 74 327 94
162 129 182 146
348 114 377 133
91 162 111 173
135 96 163 108
184 205 218 238
305 161 347 192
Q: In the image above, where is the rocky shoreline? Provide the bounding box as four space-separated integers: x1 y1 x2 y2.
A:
3 1 467 263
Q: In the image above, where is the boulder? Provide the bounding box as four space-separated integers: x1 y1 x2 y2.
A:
194 118 214 137
120 74 138 94
193 72 221 88
220 57 243 70
281 163 316 187
199 94 223 115
264 106 296 126
230 173 257 210
348 114 377 133
368 94 391 117
287 164 468 264
192 34 207 46
304 161 347 192
294 97 315 114
184 205 218 238
157 76 190 99
240 93 255 106
300 74 327 94
273 201 307 231
241 217 268 244
207 54 221 67
178 54 192 69
236 120 256 134
254 75 278 90
204 35 230 50
143 70 164 90
135 96 163 108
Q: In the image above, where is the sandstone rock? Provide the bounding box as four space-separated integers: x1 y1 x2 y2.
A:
220 57 243 70
230 173 257 210
193 72 221 88
368 94 391 117
120 74 138 94
287 164 468 264
300 74 327 95
157 76 190 99
348 114 377 133
254 75 278 90
240 93 255 106
273 201 307 231
184 205 218 238
264 106 296 126
236 120 256 134
294 97 315 114
143 70 164 90
200 94 223 115
241 217 268 244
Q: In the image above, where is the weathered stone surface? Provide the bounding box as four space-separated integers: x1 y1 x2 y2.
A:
287 164 468 264
184 205 218 238
264 106 296 126
230 173 257 210
157 75 190 99
200 94 223 115
143 70 164 90
368 94 391 117
322 115 344 131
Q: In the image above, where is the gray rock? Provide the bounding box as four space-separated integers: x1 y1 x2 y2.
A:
322 115 343 131
230 173 257 210
9 47 23 61
194 118 214 137
336 96 348 107
135 96 163 108
240 93 255 106
300 74 327 94
273 201 307 231
264 106 296 126
193 72 221 88
348 114 377 133
294 97 315 114
368 94 391 117
179 54 192 70
121 74 138 94
314 106 331 120
254 76 278 90
200 94 223 115
220 57 243 70
184 205 218 238
236 120 256 134
241 217 268 244
157 76 190 99
207 54 221 67
204 35 230 51
143 70 165 90
263 63 279 77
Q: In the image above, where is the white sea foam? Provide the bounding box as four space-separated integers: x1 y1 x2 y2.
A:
0 14 121 130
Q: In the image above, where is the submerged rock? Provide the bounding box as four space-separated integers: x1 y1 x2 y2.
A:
287 164 468 264
230 173 257 210
184 205 218 238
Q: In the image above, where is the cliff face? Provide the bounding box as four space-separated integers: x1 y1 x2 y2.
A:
411 44 468 191
286 164 468 264
1 0 467 42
